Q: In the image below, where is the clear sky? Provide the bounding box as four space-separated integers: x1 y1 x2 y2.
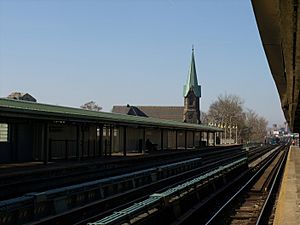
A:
0 0 286 126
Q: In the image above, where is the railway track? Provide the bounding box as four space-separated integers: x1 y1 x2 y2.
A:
0 144 277 225
85 144 287 225
0 146 240 200
176 144 288 225
216 145 287 225
0 146 246 225
247 145 279 162
87 157 249 225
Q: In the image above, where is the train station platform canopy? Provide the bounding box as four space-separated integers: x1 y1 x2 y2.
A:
0 98 222 132
252 0 300 133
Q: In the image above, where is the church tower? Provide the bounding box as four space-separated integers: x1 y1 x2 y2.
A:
183 48 201 124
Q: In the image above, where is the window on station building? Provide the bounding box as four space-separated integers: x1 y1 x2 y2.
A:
97 128 100 137
0 123 9 142
103 127 107 137
114 128 118 137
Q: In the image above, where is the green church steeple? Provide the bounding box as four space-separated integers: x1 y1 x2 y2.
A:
183 47 201 98
183 47 201 124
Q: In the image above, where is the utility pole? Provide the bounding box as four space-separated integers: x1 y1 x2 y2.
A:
229 124 232 144
229 116 237 144
235 125 238 144
224 124 227 144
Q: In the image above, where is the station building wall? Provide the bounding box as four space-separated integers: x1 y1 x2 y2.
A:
145 128 161 150
0 119 216 163
167 130 176 149
0 121 42 163
177 131 185 149
126 127 144 152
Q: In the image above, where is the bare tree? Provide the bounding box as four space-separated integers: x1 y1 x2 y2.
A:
200 111 208 124
244 109 268 143
206 94 245 142
80 101 102 111
206 94 268 144
207 94 244 123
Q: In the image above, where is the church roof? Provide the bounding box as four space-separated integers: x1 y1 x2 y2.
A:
183 48 201 98
112 106 184 122
127 105 148 117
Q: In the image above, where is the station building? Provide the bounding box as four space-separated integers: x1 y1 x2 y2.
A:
0 98 221 163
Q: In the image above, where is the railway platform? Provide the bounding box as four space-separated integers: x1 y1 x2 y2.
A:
0 154 137 175
0 146 228 176
274 145 300 225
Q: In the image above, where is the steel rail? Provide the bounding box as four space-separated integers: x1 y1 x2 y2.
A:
0 146 242 200
34 145 268 224
255 145 289 225
34 145 270 224
204 145 284 225
87 158 248 225
30 153 245 225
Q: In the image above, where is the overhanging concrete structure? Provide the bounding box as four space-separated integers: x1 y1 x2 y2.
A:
252 0 300 132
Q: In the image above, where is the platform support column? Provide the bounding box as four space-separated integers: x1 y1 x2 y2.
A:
166 130 169 150
87 138 90 158
192 131 195 149
99 125 103 157
175 130 178 150
184 130 187 150
123 126 127 156
81 126 85 159
11 123 18 161
214 132 216 146
104 126 107 156
142 128 146 153
207 132 210 146
199 131 202 147
65 140 69 160
43 123 49 165
76 125 80 160
161 129 164 151
109 125 113 156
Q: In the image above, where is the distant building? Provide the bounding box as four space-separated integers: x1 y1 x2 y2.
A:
113 105 183 121
112 48 202 124
7 92 37 102
114 104 149 117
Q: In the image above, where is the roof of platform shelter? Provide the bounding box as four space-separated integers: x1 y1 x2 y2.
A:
0 98 222 132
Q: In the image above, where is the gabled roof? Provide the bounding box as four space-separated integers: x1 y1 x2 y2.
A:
119 105 148 117
112 105 184 121
127 106 148 117
183 48 201 98
7 92 37 102
0 98 222 132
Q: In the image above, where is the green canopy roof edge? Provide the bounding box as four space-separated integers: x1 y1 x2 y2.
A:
0 98 222 132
